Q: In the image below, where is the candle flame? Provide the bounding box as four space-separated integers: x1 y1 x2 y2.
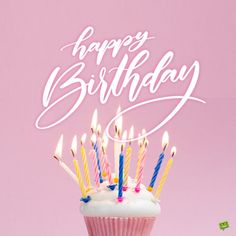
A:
121 130 127 151
141 129 146 135
102 133 109 149
54 134 63 160
71 135 77 157
115 106 122 136
128 125 134 142
142 128 147 143
162 131 169 151
122 130 127 141
171 146 177 157
91 109 98 132
91 133 97 146
81 133 87 145
97 123 102 136
115 106 121 126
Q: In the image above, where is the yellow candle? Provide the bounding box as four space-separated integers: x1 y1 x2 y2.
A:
135 134 145 181
71 135 87 198
123 126 134 187
124 145 132 186
73 159 87 198
155 147 177 199
80 134 91 189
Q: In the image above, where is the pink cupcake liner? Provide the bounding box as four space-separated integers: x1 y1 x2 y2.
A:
84 216 156 236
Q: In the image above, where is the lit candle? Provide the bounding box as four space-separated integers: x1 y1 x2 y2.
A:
102 133 116 191
117 130 127 202
71 135 87 199
155 147 177 199
90 133 100 188
80 133 91 190
91 109 103 183
147 131 169 192
114 106 123 183
123 126 134 191
53 135 78 184
135 132 145 182
101 133 108 178
135 139 148 193
91 109 98 133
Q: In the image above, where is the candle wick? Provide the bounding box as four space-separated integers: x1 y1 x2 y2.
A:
53 155 59 161
163 144 167 152
71 149 75 157
102 146 105 154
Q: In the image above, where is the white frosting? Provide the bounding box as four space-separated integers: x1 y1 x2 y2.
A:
80 177 161 218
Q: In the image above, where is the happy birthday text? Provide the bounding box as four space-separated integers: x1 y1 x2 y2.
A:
35 26 205 141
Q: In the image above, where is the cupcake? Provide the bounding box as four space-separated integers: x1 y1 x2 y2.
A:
80 178 160 236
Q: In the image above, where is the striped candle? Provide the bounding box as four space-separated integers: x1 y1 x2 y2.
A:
90 134 100 188
123 126 134 190
117 130 127 202
101 133 109 178
147 131 169 192
106 158 113 185
117 151 124 201
94 142 103 183
155 147 176 199
135 140 148 192
80 134 91 189
90 149 100 188
71 135 87 198
123 145 132 190
135 134 144 182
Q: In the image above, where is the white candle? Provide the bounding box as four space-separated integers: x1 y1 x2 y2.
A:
114 106 122 183
53 134 78 184
59 161 78 183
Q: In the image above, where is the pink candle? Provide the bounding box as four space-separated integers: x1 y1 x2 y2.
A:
90 134 100 188
104 154 113 184
135 140 148 192
100 133 108 177
90 149 100 188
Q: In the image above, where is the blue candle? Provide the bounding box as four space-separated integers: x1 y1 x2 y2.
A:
147 152 165 191
94 142 103 183
148 131 169 191
117 151 124 202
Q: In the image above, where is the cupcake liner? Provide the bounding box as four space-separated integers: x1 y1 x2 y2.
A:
84 216 156 236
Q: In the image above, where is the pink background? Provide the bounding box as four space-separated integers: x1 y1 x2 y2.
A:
1 0 236 235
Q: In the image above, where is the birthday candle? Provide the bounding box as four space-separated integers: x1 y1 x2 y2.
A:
101 133 109 177
53 135 78 184
71 135 87 198
123 126 134 190
106 159 113 185
91 109 103 183
117 130 127 202
80 133 91 189
155 147 177 199
90 133 100 188
114 106 123 183
147 131 169 191
135 133 145 181
135 139 148 192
